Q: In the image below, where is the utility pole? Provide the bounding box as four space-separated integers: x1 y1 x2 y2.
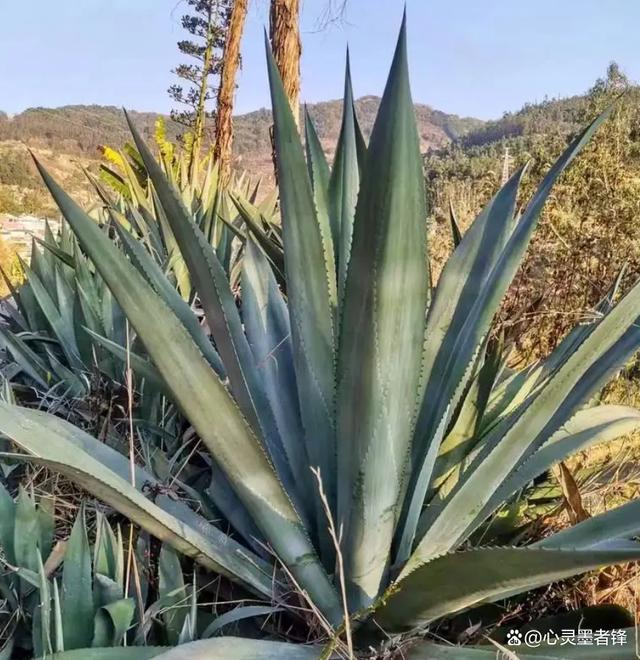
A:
501 144 513 185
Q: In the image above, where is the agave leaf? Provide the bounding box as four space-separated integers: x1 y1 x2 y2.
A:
120 149 151 212
202 605 283 638
30 240 56 293
394 404 450 566
448 201 462 248
54 265 77 338
94 513 122 586
150 188 191 300
84 328 164 390
242 239 312 521
413 295 640 568
481 361 541 433
52 578 63 653
0 639 14 660
126 117 295 499
74 278 103 331
43 219 58 251
14 485 40 572
431 342 502 496
413 110 611 507
86 162 119 202
178 572 198 644
159 546 188 645
0 482 15 565
99 164 129 198
408 640 638 659
44 348 88 397
33 161 341 623
536 494 640 550
329 51 362 301
407 112 617 569
215 194 234 274
94 574 125 613
112 220 224 378
0 327 51 388
487 405 640 518
39 649 167 660
0 299 28 332
257 186 279 218
531 267 627 391
92 598 135 648
62 508 95 650
266 33 338 525
407 167 526 522
353 100 367 174
34 553 53 657
399 340 501 561
16 268 48 333
304 108 332 249
375 545 640 631
37 496 55 568
205 460 265 554
20 260 82 370
0 403 273 598
59 220 76 254
138 203 166 260
483 274 623 434
336 16 429 607
73 284 98 368
153 637 321 659
35 236 75 269
229 194 285 279
215 205 247 245
103 283 126 349
0 266 27 330
74 252 102 319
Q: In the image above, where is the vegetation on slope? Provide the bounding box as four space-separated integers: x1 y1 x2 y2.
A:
426 62 640 358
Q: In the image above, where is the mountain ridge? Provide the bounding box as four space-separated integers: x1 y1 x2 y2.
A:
0 97 484 178
0 80 616 217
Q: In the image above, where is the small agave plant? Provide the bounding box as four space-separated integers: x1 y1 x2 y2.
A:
0 483 206 658
96 126 279 302
3 15 640 659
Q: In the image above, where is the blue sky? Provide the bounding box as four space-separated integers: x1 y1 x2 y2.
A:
1 0 638 120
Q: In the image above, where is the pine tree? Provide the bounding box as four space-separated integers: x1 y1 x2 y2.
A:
168 0 232 170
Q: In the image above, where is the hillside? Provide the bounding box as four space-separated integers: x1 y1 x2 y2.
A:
0 98 481 173
0 67 631 225
234 96 483 173
424 65 640 360
0 98 481 216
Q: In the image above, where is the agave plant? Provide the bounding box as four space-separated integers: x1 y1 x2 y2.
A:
2 16 640 659
0 223 127 401
0 221 174 431
0 482 222 658
0 487 134 658
97 117 281 299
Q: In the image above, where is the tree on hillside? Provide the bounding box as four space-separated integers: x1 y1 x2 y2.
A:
213 0 249 186
269 0 301 128
168 0 232 171
590 61 629 95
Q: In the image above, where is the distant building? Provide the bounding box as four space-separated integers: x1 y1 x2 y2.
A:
0 214 61 258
